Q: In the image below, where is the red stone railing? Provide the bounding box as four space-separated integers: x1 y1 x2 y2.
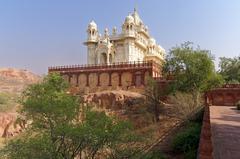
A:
218 84 240 88
198 104 213 159
48 61 160 72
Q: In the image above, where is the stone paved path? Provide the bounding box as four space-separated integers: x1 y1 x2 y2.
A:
210 106 240 159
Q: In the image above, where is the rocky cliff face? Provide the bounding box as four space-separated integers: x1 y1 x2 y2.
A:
84 90 145 110
0 68 40 138
84 90 153 128
0 68 40 94
0 113 26 138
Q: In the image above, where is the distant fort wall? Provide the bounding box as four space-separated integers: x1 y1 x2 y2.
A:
48 61 163 93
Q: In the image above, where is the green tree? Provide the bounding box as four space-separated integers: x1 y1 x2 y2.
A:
164 42 223 107
218 56 240 83
1 73 138 159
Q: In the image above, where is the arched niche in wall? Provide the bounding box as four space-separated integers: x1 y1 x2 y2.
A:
100 53 107 64
135 71 142 87
78 74 87 88
111 72 119 88
89 73 98 88
100 73 109 87
121 72 132 88
109 53 113 64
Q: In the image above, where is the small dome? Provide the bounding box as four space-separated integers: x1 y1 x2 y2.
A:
88 20 97 30
125 15 134 24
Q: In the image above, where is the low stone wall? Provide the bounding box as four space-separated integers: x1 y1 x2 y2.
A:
197 104 213 159
49 61 163 93
206 84 240 106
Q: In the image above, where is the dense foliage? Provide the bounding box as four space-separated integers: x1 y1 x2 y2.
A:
1 73 138 159
164 42 223 107
172 122 201 159
219 56 240 83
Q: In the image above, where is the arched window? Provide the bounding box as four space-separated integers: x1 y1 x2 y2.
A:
109 54 113 64
130 25 133 30
100 53 107 64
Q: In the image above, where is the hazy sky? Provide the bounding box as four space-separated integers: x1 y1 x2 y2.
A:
0 0 240 74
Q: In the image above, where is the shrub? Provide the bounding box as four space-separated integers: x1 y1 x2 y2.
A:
0 93 16 112
169 92 203 121
172 123 201 154
140 150 166 159
236 101 240 110
184 149 197 159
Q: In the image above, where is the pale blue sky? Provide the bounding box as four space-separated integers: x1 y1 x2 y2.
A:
0 0 240 74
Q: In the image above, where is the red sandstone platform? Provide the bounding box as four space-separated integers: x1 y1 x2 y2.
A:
210 106 240 159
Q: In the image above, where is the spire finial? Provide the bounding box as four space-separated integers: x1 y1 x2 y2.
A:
134 5 137 13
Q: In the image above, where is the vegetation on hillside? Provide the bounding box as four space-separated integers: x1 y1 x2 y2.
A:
1 42 228 158
0 93 17 112
169 92 203 121
0 73 142 159
171 122 201 159
143 78 168 122
164 42 223 108
218 56 240 83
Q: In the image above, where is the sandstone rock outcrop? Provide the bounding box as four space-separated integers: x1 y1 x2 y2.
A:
0 68 41 94
84 90 154 128
0 113 26 138
84 90 145 110
0 68 40 138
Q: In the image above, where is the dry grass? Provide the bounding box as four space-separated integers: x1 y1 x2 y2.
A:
168 92 203 120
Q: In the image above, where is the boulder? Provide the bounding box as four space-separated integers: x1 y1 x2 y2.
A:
0 113 26 138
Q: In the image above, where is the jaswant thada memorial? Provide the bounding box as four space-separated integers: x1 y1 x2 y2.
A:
48 8 167 93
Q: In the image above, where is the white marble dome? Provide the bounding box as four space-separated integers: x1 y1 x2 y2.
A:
125 15 134 24
88 20 97 30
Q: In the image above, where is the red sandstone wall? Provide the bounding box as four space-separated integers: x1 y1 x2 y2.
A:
206 84 240 106
198 105 213 159
49 61 159 93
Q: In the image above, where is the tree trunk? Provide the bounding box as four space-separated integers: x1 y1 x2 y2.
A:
192 90 199 108
154 103 160 122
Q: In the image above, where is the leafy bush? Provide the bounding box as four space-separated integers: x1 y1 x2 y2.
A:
172 123 201 155
236 101 240 110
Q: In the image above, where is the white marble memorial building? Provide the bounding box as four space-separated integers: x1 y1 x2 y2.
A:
84 8 165 65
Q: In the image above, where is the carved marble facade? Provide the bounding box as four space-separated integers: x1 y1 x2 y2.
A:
84 8 165 65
